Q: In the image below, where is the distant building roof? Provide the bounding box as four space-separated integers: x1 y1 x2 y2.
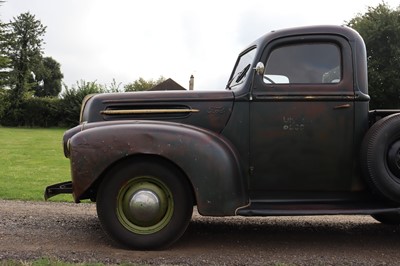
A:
148 78 186 91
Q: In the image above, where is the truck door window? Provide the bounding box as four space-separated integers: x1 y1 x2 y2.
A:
264 43 341 84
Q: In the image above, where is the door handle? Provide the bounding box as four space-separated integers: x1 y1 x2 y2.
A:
333 104 351 109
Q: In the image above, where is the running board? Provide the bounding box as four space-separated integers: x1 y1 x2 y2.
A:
236 201 400 216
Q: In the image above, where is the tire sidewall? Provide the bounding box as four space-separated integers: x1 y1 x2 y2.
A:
362 114 400 203
96 159 193 250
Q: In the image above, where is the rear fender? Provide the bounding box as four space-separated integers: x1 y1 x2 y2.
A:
68 121 248 215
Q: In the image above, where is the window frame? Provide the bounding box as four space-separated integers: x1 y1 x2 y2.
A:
253 35 354 96
228 46 257 90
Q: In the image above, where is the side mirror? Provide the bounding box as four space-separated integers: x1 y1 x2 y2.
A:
254 62 265 75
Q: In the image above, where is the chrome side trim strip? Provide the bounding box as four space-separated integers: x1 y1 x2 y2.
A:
100 109 200 115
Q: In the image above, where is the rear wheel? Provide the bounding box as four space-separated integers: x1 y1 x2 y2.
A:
96 159 193 250
361 113 400 204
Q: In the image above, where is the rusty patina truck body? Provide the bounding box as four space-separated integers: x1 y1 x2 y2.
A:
46 25 400 249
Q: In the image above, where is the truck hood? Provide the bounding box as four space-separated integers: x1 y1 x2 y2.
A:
80 90 234 133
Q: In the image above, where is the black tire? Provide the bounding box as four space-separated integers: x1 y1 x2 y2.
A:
361 113 400 204
96 158 193 250
372 212 400 225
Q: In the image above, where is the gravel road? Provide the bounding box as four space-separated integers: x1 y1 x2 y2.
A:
1 200 400 265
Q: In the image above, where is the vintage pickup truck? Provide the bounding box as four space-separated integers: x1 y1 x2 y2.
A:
45 25 400 250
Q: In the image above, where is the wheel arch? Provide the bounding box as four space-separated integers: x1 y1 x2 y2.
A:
68 121 248 215
90 154 196 205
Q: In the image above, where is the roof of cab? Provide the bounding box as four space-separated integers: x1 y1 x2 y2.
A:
248 25 364 51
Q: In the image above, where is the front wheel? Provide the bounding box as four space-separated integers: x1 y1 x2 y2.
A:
96 159 193 250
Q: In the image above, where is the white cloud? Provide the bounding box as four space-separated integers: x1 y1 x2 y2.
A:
1 0 399 90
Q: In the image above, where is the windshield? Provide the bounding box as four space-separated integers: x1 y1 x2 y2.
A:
227 47 257 89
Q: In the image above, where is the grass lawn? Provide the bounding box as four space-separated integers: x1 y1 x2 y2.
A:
0 127 73 202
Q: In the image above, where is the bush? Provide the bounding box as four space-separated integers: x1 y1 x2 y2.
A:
0 80 112 127
0 89 23 127
0 88 10 121
0 96 61 127
58 80 107 127
21 97 61 127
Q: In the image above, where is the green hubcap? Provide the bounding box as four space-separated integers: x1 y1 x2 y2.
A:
117 176 173 234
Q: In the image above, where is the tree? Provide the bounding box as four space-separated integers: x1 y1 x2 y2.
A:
348 3 400 109
124 76 166 92
0 1 12 121
0 20 11 89
0 1 6 77
6 12 46 106
32 56 63 97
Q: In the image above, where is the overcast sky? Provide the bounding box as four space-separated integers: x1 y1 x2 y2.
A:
1 0 399 90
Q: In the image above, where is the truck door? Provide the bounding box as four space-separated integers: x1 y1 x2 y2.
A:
249 35 355 196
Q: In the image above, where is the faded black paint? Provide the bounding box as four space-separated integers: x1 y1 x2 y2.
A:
67 121 247 215
49 25 400 216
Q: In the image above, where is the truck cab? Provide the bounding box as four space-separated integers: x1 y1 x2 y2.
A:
228 25 370 210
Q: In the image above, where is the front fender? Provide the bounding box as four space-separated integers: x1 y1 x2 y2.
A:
68 121 248 215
